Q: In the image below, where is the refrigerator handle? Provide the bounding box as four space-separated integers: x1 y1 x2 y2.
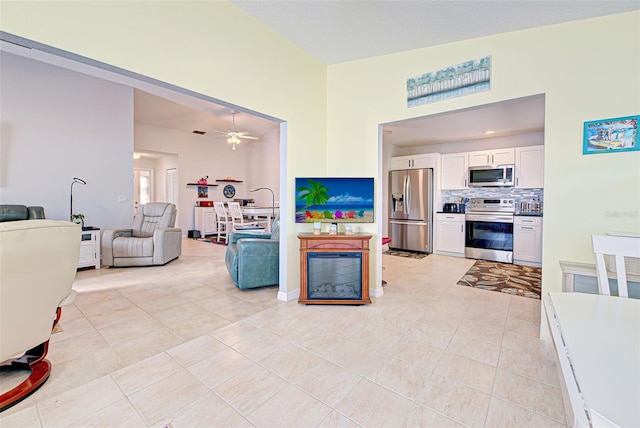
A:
405 174 411 216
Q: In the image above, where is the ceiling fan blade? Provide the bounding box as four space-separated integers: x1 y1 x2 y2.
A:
239 135 259 140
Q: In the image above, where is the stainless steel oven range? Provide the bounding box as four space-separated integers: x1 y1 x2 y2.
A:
465 198 515 263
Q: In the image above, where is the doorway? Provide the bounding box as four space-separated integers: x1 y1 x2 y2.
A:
1 32 289 301
133 168 152 215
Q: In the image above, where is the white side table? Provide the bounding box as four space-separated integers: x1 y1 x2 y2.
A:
78 227 100 269
194 207 217 237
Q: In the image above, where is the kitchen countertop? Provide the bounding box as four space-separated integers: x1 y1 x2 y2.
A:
515 212 543 217
437 211 543 217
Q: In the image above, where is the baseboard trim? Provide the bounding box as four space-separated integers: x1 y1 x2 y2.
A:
370 285 384 298
278 288 299 302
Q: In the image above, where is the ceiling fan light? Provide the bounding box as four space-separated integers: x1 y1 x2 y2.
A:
227 134 241 149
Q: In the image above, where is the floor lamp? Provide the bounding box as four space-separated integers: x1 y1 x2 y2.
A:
70 177 86 221
249 187 275 223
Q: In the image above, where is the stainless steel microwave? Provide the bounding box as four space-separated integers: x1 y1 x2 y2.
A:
468 164 514 187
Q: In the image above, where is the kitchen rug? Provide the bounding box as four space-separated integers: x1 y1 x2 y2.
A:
383 250 427 260
457 260 541 299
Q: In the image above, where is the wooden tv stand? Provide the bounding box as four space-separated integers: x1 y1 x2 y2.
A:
298 233 372 305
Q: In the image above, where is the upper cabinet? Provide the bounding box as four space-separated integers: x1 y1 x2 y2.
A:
468 148 515 167
390 153 436 170
515 145 544 188
441 153 468 189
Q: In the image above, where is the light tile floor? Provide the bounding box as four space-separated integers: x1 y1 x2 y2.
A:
0 239 566 427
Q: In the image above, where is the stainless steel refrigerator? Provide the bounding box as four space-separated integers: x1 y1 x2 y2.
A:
389 168 433 253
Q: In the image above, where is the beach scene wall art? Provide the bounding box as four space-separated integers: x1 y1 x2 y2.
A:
295 177 374 223
407 55 491 107
583 115 638 154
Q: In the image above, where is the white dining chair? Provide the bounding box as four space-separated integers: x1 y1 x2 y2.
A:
592 234 640 298
227 202 260 231
214 201 231 243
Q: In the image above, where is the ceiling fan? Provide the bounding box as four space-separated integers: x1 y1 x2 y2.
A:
212 110 258 150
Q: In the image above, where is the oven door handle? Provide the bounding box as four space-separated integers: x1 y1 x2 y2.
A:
465 214 514 223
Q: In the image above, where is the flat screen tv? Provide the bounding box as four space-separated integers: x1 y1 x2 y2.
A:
295 177 374 223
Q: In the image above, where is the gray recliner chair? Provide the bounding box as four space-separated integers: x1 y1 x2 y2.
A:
102 202 182 267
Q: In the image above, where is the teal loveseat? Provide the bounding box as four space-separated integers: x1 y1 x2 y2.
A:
225 214 280 289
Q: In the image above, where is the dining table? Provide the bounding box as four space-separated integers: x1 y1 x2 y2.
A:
240 206 279 233
544 291 640 427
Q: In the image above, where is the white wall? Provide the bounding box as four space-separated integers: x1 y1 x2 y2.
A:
246 127 280 207
0 51 134 230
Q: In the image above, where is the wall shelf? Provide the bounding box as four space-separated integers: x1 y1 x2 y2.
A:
216 179 243 183
187 183 219 186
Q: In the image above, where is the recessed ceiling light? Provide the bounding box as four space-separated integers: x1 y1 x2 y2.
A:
133 152 141 159
484 130 495 135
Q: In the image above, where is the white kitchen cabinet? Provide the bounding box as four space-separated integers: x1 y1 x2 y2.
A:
514 216 542 266
436 213 465 256
468 148 514 167
515 145 544 189
194 207 217 237
441 153 468 189
390 153 436 170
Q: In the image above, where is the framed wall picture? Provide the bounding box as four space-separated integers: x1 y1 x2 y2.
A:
583 115 639 154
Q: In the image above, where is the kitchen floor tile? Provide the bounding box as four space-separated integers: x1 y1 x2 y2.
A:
335 378 415 427
492 369 566 424
18 239 558 428
247 384 331 428
37 375 125 427
111 352 182 395
434 351 496 394
485 397 566 428
415 373 491 428
214 364 288 415
127 369 209 426
293 360 362 408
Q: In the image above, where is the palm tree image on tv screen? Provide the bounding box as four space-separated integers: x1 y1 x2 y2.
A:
295 177 374 223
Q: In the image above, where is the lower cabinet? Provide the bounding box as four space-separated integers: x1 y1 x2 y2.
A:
194 207 217 237
513 216 542 266
436 213 465 257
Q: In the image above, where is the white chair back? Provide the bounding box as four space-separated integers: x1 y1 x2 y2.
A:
227 202 258 230
214 201 229 220
592 234 640 298
214 202 230 243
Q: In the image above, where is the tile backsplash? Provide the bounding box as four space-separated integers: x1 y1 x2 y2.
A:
442 188 543 213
